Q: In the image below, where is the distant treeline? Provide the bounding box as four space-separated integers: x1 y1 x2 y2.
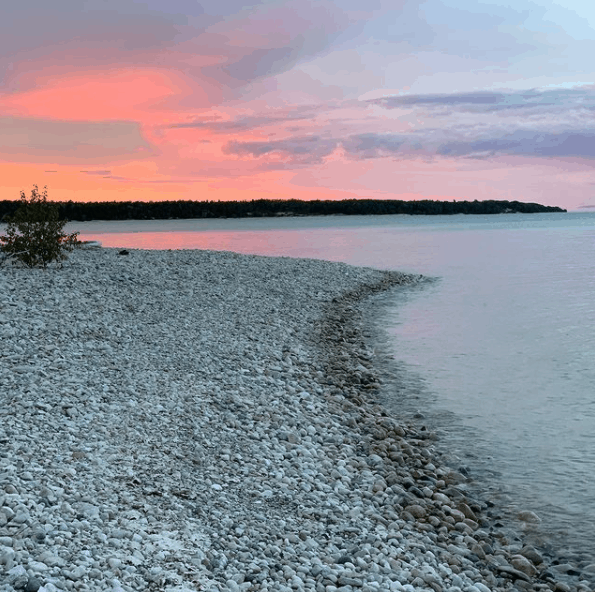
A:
0 198 565 222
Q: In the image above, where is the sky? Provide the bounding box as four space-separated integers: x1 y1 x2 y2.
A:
2 0 595 210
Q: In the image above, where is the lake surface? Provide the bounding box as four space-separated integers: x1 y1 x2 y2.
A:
65 212 595 561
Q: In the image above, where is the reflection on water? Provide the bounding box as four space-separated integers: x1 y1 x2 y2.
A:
68 212 595 561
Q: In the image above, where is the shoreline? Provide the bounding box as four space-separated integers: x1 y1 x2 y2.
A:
314 276 595 590
358 287 595 578
319 279 594 592
0 248 591 592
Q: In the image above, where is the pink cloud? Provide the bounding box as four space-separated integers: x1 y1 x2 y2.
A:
1 1 593 209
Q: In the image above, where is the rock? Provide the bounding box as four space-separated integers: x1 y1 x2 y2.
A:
496 565 532 582
0 249 575 592
511 554 537 577
28 561 50 572
12 510 30 524
432 492 451 504
0 547 15 571
405 504 426 518
78 240 102 250
7 565 29 588
520 545 544 565
445 471 467 484
457 502 477 521
517 510 541 523
65 565 87 580
26 576 42 592
75 502 100 520
1 506 15 521
37 552 66 568
338 575 363 587
108 557 122 569
449 508 465 523
470 543 486 560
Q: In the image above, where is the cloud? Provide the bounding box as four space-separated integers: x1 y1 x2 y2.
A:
342 133 409 158
220 123 595 167
437 130 595 159
0 117 155 163
355 87 595 162
167 106 323 133
0 1 196 65
339 127 595 162
373 87 595 113
223 136 339 165
222 132 428 167
198 1 365 92
222 46 300 82
3 1 595 210
0 0 373 106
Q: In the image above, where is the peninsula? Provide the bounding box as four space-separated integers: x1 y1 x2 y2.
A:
0 198 565 223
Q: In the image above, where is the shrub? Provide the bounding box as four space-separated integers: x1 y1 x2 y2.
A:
0 185 80 268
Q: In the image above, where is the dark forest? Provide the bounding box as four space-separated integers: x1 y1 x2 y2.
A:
0 198 565 222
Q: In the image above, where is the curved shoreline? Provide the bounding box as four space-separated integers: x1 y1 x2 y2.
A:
0 248 591 592
317 277 594 592
359 285 595 577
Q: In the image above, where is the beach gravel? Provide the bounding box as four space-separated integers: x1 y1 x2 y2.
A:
0 248 590 592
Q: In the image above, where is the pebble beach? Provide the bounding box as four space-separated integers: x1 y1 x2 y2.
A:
1 247 593 592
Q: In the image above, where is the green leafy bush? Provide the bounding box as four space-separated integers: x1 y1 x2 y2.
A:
0 185 80 268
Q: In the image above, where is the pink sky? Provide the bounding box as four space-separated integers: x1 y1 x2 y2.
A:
2 1 595 209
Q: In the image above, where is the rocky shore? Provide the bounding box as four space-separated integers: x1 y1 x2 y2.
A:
1 248 593 592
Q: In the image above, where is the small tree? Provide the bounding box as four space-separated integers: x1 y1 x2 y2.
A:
0 185 80 268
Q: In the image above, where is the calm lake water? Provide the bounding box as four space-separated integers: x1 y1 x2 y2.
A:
66 212 595 561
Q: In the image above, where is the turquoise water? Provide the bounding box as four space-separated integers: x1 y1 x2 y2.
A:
65 211 595 560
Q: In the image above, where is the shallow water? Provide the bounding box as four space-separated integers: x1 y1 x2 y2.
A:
54 211 595 559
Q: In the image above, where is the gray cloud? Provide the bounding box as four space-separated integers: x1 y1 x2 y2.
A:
0 0 370 100
437 130 595 159
342 133 410 158
223 46 300 82
193 2 361 89
365 87 595 162
222 126 595 166
168 108 317 133
0 1 200 59
223 136 338 165
223 132 428 167
374 88 595 112
341 127 595 161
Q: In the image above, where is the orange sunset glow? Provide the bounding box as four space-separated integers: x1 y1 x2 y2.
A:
2 1 595 210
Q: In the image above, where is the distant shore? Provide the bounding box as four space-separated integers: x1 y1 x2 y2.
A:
0 197 566 224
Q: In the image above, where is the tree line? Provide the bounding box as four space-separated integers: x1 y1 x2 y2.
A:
0 198 565 222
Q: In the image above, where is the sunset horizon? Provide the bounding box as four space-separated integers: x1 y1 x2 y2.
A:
3 3 595 589
3 1 595 210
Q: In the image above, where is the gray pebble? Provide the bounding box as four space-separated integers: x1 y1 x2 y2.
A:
0 249 575 592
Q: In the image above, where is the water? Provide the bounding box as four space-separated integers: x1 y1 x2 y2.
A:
64 212 595 559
